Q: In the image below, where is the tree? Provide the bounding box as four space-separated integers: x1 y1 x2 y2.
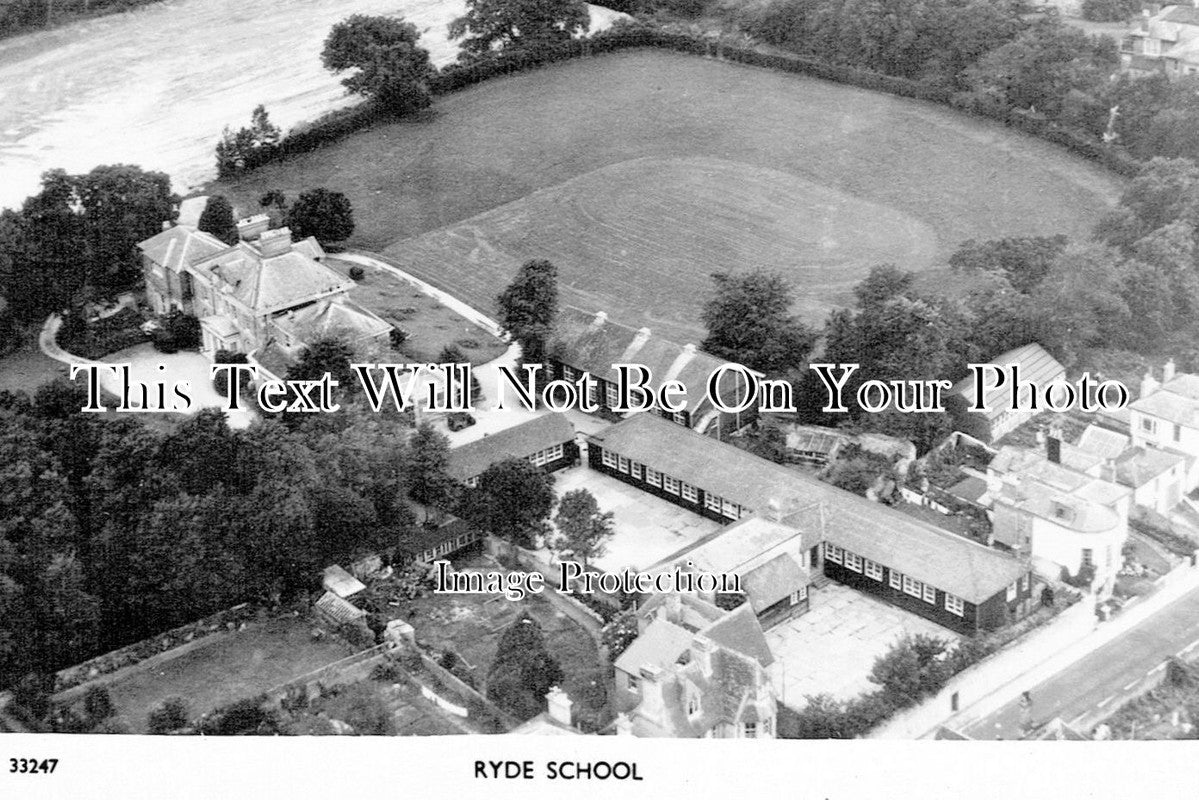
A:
287 336 356 388
486 612 564 720
948 235 1068 293
406 422 455 519
701 270 816 374
75 164 176 290
214 105 281 178
476 458 556 547
322 15 435 116
552 488 613 570
601 610 639 660
496 259 558 365
1 171 89 320
449 0 589 60
83 685 115 725
868 633 951 707
285 188 355 244
197 195 238 245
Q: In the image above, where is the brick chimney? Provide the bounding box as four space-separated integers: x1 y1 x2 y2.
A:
258 227 294 258
546 686 572 727
236 214 271 242
691 635 715 678
1163 359 1176 384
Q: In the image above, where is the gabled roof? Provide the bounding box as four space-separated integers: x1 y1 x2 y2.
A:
1131 374 1199 427
591 414 1028 603
699 604 773 668
1075 425 1131 460
137 225 227 273
321 565 366 599
314 591 366 623
448 414 575 482
551 306 755 412
949 343 1064 422
1162 4 1199 25
741 554 808 616
661 509 820 574
1114 445 1185 489
614 618 693 674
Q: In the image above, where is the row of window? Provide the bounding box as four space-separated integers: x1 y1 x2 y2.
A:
559 363 689 426
528 443 565 468
417 531 479 562
599 449 745 520
824 543 967 617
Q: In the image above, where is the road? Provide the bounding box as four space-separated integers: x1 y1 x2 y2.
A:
963 584 1199 739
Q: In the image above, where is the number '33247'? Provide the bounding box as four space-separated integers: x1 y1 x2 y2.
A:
9 758 57 774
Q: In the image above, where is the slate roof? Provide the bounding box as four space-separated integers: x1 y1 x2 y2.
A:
1162 4 1199 25
137 225 227 273
614 618 693 675
994 482 1121 535
741 553 808 615
1114 446 1185 489
551 306 755 413
1075 425 1131 460
448 414 575 482
700 604 774 668
273 298 392 344
194 240 352 315
949 343 1065 422
591 414 1027 602
1132 374 1199 427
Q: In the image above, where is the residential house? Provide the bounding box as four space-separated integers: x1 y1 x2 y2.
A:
614 594 777 738
588 413 1034 635
1121 4 1199 78
448 413 578 487
985 433 1131 594
1129 361 1199 491
138 211 391 380
946 343 1066 444
547 307 762 441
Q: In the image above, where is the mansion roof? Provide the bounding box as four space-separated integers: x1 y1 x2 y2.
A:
194 240 351 316
592 414 1028 603
138 225 227 273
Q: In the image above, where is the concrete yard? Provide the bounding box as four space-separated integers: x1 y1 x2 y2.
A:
541 466 723 573
768 582 959 708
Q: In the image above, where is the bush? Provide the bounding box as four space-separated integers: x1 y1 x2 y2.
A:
349 265 365 281
389 327 409 350
212 349 251 398
147 697 190 734
196 697 275 735
153 310 201 354
1081 0 1139 21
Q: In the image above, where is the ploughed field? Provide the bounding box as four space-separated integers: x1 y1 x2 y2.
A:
216 50 1124 340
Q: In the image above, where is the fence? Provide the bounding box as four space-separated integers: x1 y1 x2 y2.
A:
264 642 393 700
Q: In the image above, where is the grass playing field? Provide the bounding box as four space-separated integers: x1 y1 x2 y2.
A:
213 49 1124 340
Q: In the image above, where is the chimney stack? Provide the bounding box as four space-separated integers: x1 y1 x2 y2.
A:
236 214 271 242
258 227 294 258
637 665 666 719
1046 426 1062 465
1163 359 1176 384
691 635 715 678
545 686 573 728
1141 371 1160 400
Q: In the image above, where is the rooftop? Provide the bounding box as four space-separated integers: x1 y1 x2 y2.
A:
949 343 1065 421
447 413 575 482
591 414 1028 602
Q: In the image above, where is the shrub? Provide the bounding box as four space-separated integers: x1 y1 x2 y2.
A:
212 349 251 398
389 327 409 350
1081 0 1139 21
153 310 201 353
147 697 190 734
349 265 365 281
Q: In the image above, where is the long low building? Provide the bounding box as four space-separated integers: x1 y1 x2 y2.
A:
448 413 577 487
587 414 1034 635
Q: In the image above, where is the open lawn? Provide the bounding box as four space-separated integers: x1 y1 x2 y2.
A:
59 616 355 732
324 256 506 365
214 50 1122 339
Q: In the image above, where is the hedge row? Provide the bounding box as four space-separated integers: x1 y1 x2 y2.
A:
255 22 1142 182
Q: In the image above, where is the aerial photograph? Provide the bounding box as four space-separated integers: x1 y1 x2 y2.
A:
3 0 1199 774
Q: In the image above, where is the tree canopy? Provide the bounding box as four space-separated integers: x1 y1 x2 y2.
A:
485 612 564 720
552 488 613 570
496 259 558 365
701 270 816 375
285 188 356 244
322 15 435 116
463 457 556 547
198 195 238 246
449 0 590 61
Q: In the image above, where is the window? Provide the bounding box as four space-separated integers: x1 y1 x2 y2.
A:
789 585 808 604
627 675 639 693
945 594 965 617
723 500 740 520
1006 581 1018 602
844 552 863 573
1175 423 1183 443
687 693 699 717
824 543 843 564
646 468 662 487
563 366 576 382
602 450 618 469
922 584 936 604
902 576 922 598
617 456 630 474
588 380 599 406
681 483 698 502
673 411 688 426
663 475 680 495
763 717 773 736
547 443 563 461
1081 548 1094 568
890 570 902 590
864 560 883 581
465 476 479 488
631 462 643 480
743 722 757 738
705 493 722 512
606 383 619 408
1141 417 1157 434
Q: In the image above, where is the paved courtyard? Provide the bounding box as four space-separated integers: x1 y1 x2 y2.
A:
768 582 959 708
535 466 722 572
